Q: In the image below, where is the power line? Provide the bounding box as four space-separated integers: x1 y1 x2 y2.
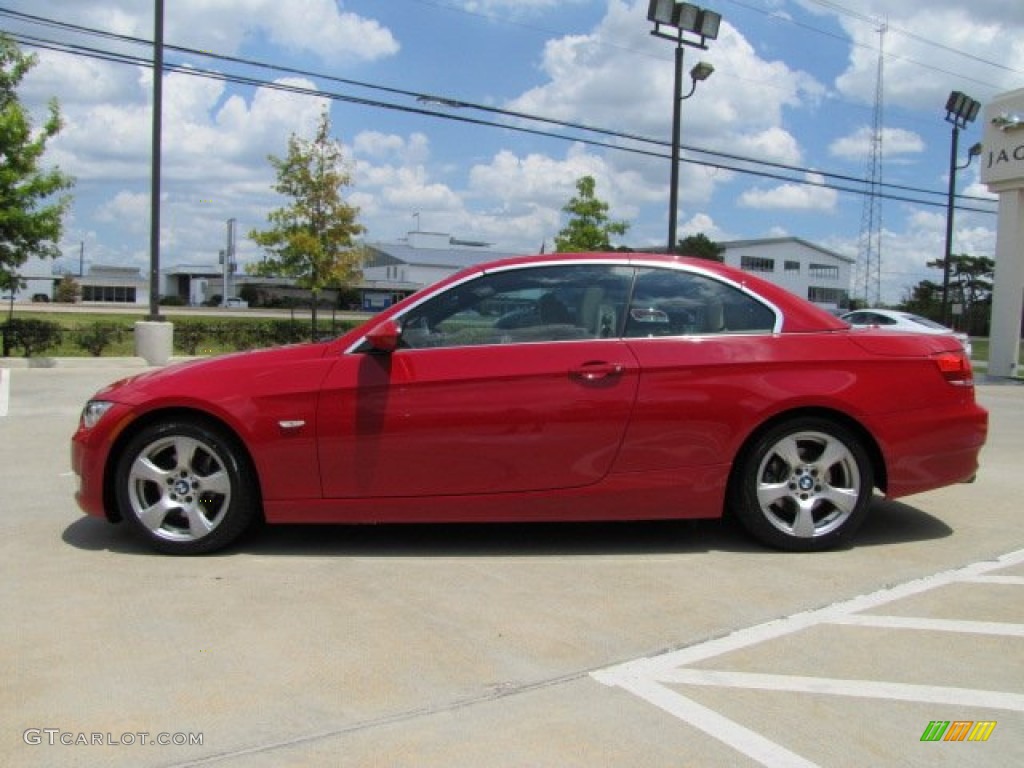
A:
0 8 997 216
721 0 1013 104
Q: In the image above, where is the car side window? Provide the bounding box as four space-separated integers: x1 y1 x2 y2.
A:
397 264 632 349
624 267 775 337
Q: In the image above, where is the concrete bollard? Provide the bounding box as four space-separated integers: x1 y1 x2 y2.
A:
134 321 174 366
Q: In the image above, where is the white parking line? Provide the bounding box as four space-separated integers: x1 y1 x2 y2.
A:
658 669 1024 710
829 613 1024 636
966 574 1024 586
0 368 8 418
593 548 1024 767
616 675 820 768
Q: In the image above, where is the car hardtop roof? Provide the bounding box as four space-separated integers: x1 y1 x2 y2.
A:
460 252 847 333
477 251 707 270
345 252 846 340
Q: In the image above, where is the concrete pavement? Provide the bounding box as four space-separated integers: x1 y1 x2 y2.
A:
1 363 1021 767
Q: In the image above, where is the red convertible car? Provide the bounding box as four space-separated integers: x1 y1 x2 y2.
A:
71 253 987 555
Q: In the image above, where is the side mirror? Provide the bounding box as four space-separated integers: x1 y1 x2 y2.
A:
364 318 401 353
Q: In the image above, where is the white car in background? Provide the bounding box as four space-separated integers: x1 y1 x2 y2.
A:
840 309 972 357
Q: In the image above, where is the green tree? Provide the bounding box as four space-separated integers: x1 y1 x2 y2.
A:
249 109 365 339
675 233 724 261
900 279 942 319
54 273 80 303
924 253 995 335
554 176 629 252
0 35 74 291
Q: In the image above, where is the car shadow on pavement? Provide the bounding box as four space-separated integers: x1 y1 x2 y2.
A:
62 495 951 558
854 496 954 546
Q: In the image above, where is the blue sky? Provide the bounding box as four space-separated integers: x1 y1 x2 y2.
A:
4 0 1020 303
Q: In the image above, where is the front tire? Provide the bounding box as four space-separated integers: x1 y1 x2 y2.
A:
115 420 257 555
731 418 873 551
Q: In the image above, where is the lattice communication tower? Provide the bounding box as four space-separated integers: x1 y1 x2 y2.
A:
854 23 887 306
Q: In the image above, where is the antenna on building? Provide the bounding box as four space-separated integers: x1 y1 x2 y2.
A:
855 21 886 307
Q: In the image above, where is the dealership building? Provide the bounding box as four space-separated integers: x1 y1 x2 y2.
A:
11 234 852 312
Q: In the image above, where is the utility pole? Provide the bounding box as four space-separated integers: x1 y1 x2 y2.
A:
134 0 174 366
222 218 236 306
147 0 164 321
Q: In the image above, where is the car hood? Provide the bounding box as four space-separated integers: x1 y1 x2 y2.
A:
94 343 333 404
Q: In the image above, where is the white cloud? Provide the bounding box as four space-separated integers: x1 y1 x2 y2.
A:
828 127 925 161
95 191 150 229
468 145 611 209
353 132 430 166
678 213 730 242
739 173 838 211
820 0 1024 110
508 2 822 145
459 0 588 14
231 0 399 63
728 128 803 166
39 0 400 63
503 0 822 220
464 144 643 247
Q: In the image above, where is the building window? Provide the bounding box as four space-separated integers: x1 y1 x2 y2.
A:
740 256 775 273
82 285 137 302
784 260 800 273
808 263 839 279
807 287 848 304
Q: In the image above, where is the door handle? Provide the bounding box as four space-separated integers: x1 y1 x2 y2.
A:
570 362 624 382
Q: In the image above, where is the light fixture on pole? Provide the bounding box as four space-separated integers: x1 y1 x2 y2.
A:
941 90 981 326
647 1 721 253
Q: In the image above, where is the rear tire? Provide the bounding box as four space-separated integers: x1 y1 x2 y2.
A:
115 420 257 555
731 418 873 551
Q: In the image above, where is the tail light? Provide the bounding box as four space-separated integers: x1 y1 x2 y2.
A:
933 350 974 386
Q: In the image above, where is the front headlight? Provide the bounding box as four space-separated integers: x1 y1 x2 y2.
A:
81 400 115 429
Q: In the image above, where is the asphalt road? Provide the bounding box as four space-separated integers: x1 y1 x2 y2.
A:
1 363 1021 767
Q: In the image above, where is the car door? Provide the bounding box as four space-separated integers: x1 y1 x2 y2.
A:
614 265 779 472
316 263 639 498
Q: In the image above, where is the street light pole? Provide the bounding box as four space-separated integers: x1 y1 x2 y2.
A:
668 40 685 254
647 1 721 254
941 90 981 327
667 52 714 254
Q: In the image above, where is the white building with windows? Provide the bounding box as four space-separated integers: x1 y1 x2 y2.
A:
361 231 522 311
78 265 147 304
720 237 853 310
361 234 854 312
5 235 852 313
